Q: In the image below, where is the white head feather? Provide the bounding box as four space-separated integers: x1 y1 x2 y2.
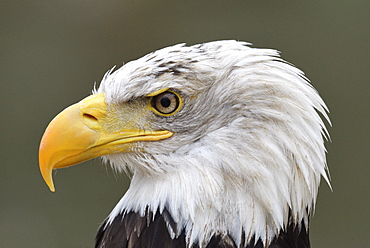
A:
95 40 330 247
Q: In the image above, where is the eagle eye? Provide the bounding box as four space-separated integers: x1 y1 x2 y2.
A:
151 91 181 115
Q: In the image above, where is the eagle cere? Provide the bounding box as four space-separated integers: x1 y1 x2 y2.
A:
39 40 330 248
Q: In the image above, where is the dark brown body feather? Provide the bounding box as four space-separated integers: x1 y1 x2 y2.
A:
95 208 310 248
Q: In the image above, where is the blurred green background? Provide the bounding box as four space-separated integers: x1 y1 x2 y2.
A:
1 1 369 247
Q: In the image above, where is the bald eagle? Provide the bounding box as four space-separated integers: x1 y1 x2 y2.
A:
39 40 330 248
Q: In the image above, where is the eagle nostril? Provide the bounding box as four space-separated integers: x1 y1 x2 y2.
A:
82 113 98 122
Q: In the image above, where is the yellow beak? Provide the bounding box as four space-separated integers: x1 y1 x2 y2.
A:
39 93 173 192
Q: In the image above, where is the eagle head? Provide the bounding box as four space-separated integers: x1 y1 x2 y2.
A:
39 40 330 247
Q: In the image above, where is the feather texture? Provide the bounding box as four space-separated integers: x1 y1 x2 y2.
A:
92 40 330 247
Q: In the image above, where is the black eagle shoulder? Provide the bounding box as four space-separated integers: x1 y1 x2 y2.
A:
95 209 309 248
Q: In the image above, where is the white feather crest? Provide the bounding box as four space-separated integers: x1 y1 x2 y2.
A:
98 40 330 247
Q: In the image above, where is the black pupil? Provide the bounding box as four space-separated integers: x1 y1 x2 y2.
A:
161 96 171 108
